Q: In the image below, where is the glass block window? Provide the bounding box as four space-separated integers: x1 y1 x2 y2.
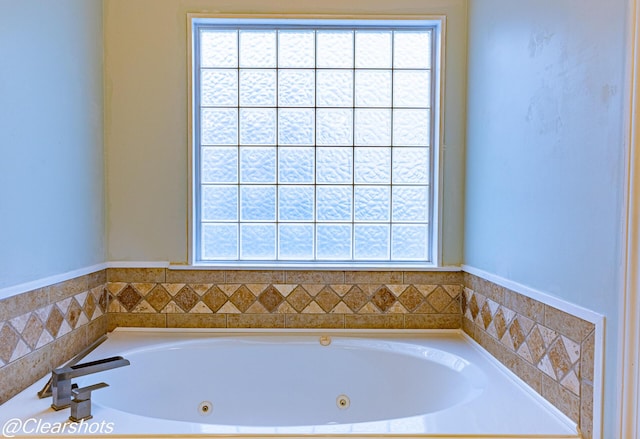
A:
192 18 438 264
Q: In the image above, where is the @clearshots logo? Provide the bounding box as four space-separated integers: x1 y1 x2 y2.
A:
2 418 114 437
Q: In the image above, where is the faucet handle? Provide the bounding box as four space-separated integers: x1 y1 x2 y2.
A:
69 382 109 422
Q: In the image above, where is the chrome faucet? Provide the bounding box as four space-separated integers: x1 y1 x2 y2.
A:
50 356 130 411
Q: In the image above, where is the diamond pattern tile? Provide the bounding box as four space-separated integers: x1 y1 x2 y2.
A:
230 285 257 312
0 323 20 364
84 293 97 319
315 287 340 312
372 286 396 312
174 286 199 312
117 285 142 312
66 299 83 329
548 337 573 380
468 293 479 319
21 314 44 349
258 286 284 312
342 286 368 312
427 286 452 312
146 285 172 311
287 286 313 312
202 286 228 312
399 286 424 311
46 306 64 338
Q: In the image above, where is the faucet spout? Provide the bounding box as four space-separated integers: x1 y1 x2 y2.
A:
51 356 130 410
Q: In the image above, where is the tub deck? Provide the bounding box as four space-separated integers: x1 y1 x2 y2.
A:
0 328 579 438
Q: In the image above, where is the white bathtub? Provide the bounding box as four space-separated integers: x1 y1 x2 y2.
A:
0 329 578 438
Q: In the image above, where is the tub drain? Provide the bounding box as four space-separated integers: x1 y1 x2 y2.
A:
198 401 213 416
336 394 350 409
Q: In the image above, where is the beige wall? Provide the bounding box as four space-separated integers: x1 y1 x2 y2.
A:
104 0 467 265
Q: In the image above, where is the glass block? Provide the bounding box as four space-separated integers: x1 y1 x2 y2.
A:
316 147 352 184
278 70 315 107
200 30 237 67
278 225 314 260
240 185 276 221
355 109 391 146
354 147 390 183
201 185 237 221
317 31 354 68
279 30 315 68
355 31 392 68
202 224 238 260
316 109 353 145
239 70 276 107
240 147 276 183
316 225 352 260
201 108 237 145
279 186 314 221
355 71 391 107
392 224 428 260
354 225 390 260
201 147 238 183
394 31 431 69
317 186 352 221
200 69 237 107
393 109 430 146
393 147 429 184
278 147 314 183
394 70 431 108
354 186 390 221
239 30 276 67
316 70 353 107
278 109 314 145
240 109 276 145
240 224 276 260
392 186 428 222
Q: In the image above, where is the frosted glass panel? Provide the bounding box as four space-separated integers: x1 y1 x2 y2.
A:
355 31 392 68
393 147 429 184
279 109 314 145
201 70 237 107
355 71 391 107
239 30 276 67
279 30 315 67
392 186 428 222
354 186 390 221
316 109 353 145
278 70 315 107
240 224 276 259
201 147 237 183
354 225 390 260
240 108 276 145
354 147 390 183
355 109 391 146
241 186 276 221
240 147 276 183
279 147 314 183
317 225 352 260
201 108 237 145
202 224 238 259
317 147 352 184
317 31 353 68
240 70 276 107
317 70 353 107
279 225 314 260
201 185 237 221
392 225 428 260
394 31 431 69
317 186 352 221
394 70 431 108
279 186 314 221
393 109 430 146
200 30 237 67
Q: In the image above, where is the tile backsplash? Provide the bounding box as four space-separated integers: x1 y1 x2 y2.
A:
0 267 596 438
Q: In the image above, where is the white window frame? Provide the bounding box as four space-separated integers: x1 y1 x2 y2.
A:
187 14 445 269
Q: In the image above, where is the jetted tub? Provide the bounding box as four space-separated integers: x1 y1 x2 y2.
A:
0 329 579 438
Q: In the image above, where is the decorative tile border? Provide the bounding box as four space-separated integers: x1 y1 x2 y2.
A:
0 271 109 404
462 272 595 439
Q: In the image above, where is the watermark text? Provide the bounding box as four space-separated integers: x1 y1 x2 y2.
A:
2 417 114 437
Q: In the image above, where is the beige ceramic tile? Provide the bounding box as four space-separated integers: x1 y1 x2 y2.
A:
49 326 88 369
165 269 225 284
0 344 50 405
345 271 403 284
87 269 107 289
284 271 345 284
86 316 108 345
49 276 89 302
404 271 462 285
545 305 595 342
462 316 475 338
107 268 166 283
404 314 460 329
227 314 285 328
225 270 285 284
503 289 545 322
581 329 595 383
166 314 226 328
0 287 49 322
107 313 166 331
345 314 403 329
463 273 504 303
286 314 344 328
580 381 594 439
541 374 580 423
